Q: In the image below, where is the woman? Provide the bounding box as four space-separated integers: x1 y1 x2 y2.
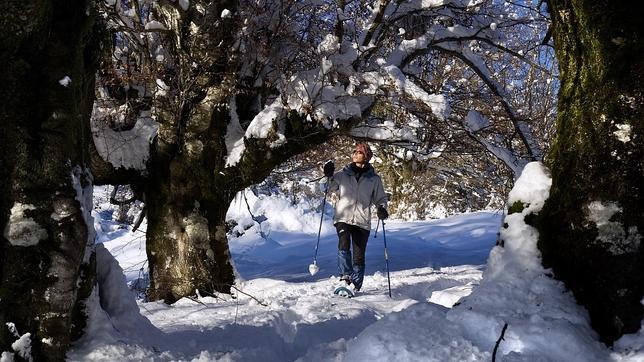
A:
321 142 388 295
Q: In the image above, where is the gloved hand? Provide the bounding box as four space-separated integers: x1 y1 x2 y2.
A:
323 161 335 178
377 205 389 220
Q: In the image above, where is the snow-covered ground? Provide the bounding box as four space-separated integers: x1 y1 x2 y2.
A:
69 164 642 361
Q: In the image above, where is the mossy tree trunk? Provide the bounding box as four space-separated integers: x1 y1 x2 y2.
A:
539 0 643 344
0 0 97 360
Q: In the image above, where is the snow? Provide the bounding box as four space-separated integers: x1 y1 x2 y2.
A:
155 78 169 96
613 307 644 361
144 21 166 31
71 166 97 263
58 76 71 87
586 201 641 255
507 162 551 213
447 162 609 360
224 97 246 167
3 203 47 247
225 99 287 167
350 119 419 144
465 110 490 132
245 99 286 145
5 323 18 337
345 303 490 361
383 65 450 119
285 71 362 123
317 34 340 55
10 333 32 362
68 245 166 361
587 201 622 226
4 323 32 361
91 113 159 170
40 338 53 346
429 283 476 308
613 124 632 143
67 172 643 360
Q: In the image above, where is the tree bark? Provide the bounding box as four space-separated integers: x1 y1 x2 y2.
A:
0 0 97 359
539 0 644 344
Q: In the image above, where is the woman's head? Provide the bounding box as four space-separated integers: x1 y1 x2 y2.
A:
352 142 373 164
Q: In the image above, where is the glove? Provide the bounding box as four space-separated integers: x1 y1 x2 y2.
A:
323 161 335 178
377 205 389 220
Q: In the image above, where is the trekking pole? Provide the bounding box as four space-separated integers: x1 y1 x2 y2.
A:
382 220 392 298
309 176 330 276
374 219 380 238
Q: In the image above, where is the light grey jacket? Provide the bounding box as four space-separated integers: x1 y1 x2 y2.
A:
321 163 388 231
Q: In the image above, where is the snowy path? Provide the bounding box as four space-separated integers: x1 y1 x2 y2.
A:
131 265 483 361
70 261 488 361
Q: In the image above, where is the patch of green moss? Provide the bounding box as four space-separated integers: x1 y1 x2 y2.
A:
508 200 526 215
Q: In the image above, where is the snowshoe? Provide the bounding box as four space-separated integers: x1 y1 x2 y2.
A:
333 277 356 298
334 286 355 298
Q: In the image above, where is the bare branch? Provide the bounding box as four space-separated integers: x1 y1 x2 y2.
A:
492 323 509 362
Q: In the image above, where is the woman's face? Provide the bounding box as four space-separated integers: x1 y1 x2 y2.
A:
352 150 367 164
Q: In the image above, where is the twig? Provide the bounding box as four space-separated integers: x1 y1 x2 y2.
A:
492 323 508 362
185 296 209 307
230 285 268 307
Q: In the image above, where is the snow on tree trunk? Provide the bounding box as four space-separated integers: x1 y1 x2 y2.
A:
0 0 98 360
538 0 643 344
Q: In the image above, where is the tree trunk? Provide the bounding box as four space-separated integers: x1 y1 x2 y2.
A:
539 0 644 344
0 0 97 360
145 122 236 302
